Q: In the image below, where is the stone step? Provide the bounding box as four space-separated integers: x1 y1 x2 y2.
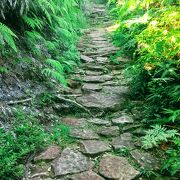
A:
80 140 111 155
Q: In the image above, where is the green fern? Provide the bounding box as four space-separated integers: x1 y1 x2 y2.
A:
142 125 177 149
0 22 17 51
23 15 44 30
43 59 67 86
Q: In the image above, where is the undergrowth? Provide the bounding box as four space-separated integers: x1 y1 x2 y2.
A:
0 108 73 179
0 0 86 85
109 0 180 176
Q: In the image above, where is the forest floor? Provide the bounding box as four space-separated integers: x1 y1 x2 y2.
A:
26 2 164 180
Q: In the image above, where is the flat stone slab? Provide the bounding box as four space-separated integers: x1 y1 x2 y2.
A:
82 83 102 92
80 140 111 155
80 55 94 63
130 150 161 170
102 86 129 95
99 154 140 179
52 148 90 176
61 117 86 127
76 92 123 110
83 75 112 83
70 129 99 140
112 115 134 125
85 70 103 76
83 76 105 83
82 65 104 71
102 81 119 86
34 145 61 162
70 171 104 180
97 126 119 137
111 133 135 150
87 118 111 126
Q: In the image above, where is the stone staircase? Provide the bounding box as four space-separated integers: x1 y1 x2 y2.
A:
28 2 161 180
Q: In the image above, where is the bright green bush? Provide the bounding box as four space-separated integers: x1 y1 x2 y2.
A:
109 0 180 176
0 110 50 179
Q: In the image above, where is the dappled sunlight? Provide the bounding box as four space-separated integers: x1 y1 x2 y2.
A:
106 23 120 32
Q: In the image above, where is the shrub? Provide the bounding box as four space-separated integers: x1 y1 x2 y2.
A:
109 0 180 176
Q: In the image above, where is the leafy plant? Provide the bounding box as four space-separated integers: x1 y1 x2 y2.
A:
51 124 75 148
161 138 180 175
110 3 179 176
0 22 17 51
142 125 177 149
0 109 50 179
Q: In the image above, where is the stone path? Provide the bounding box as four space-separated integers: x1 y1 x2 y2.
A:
28 2 161 180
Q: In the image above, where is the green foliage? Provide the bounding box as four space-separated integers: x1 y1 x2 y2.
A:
43 59 67 86
142 125 177 149
161 138 180 175
110 0 180 176
0 109 50 179
0 22 17 52
0 0 86 85
51 124 75 148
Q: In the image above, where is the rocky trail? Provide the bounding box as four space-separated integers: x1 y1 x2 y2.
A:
28 2 161 180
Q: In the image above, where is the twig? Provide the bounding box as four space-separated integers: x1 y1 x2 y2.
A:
56 95 94 117
7 98 32 105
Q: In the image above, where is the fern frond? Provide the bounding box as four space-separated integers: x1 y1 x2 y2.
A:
142 125 177 149
0 22 17 51
23 15 43 30
46 59 64 72
42 68 67 86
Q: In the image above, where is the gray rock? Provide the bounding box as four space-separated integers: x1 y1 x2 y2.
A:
130 150 161 170
82 65 104 71
61 117 86 127
112 70 122 75
102 86 129 95
76 92 123 111
34 145 61 162
80 55 94 63
70 171 104 180
96 57 108 64
85 70 103 76
83 75 112 83
52 148 90 176
122 124 141 132
87 118 111 126
30 163 51 179
80 140 111 155
70 129 99 140
83 76 105 83
97 126 119 137
111 133 135 150
99 154 140 180
112 115 134 125
82 83 102 92
102 81 119 86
